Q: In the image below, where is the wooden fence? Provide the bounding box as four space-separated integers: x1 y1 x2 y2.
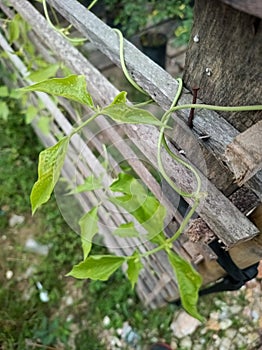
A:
0 0 261 307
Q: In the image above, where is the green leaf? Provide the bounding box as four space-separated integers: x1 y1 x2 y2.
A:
113 222 140 238
127 252 143 289
110 173 146 196
30 136 69 214
27 63 60 82
8 14 20 44
25 105 38 124
109 175 166 239
111 91 127 105
67 255 125 280
79 207 99 259
150 231 166 245
37 116 50 135
0 86 9 97
102 102 168 127
167 251 204 321
9 89 23 99
21 75 94 108
68 174 103 195
0 101 9 121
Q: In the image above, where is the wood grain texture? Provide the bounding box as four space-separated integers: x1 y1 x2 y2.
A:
225 120 262 185
219 0 262 18
184 0 262 132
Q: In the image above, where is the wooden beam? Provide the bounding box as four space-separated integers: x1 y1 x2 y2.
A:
225 120 262 185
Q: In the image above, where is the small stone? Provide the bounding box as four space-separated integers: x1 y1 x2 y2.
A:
251 310 259 321
9 214 25 227
257 260 262 279
206 318 220 331
259 316 262 329
246 332 259 345
170 311 201 339
219 319 232 330
220 337 232 350
39 290 49 303
103 315 111 327
225 329 237 339
170 340 178 350
25 238 49 255
239 326 247 334
116 328 123 336
235 333 248 347
229 305 242 315
193 345 204 350
6 270 13 279
65 296 74 306
180 336 192 349
2 235 7 240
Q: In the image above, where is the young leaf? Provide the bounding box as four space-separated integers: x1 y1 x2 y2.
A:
25 105 38 124
37 116 50 135
109 185 166 239
8 14 20 44
67 174 103 195
30 136 69 214
127 252 143 289
111 91 127 105
79 206 99 259
67 255 125 280
167 251 204 321
0 86 9 97
113 222 140 238
102 102 169 128
110 173 146 196
27 63 60 82
21 75 94 108
0 101 9 121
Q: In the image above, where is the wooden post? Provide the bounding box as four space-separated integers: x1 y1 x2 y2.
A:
183 0 262 132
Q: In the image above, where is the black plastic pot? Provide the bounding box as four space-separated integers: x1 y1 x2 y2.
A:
140 32 167 69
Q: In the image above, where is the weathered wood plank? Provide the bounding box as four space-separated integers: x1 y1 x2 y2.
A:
184 0 262 132
219 0 262 18
225 120 262 185
124 125 259 246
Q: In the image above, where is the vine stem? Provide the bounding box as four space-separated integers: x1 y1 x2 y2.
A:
157 78 202 198
170 103 262 113
70 111 101 137
42 0 86 43
113 28 149 96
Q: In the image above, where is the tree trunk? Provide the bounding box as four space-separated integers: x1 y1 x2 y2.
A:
183 0 262 132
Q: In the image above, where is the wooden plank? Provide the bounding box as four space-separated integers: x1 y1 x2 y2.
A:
183 0 262 132
124 124 259 246
225 120 262 185
219 0 262 18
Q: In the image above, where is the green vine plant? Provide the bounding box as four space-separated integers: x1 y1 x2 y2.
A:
19 20 262 323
